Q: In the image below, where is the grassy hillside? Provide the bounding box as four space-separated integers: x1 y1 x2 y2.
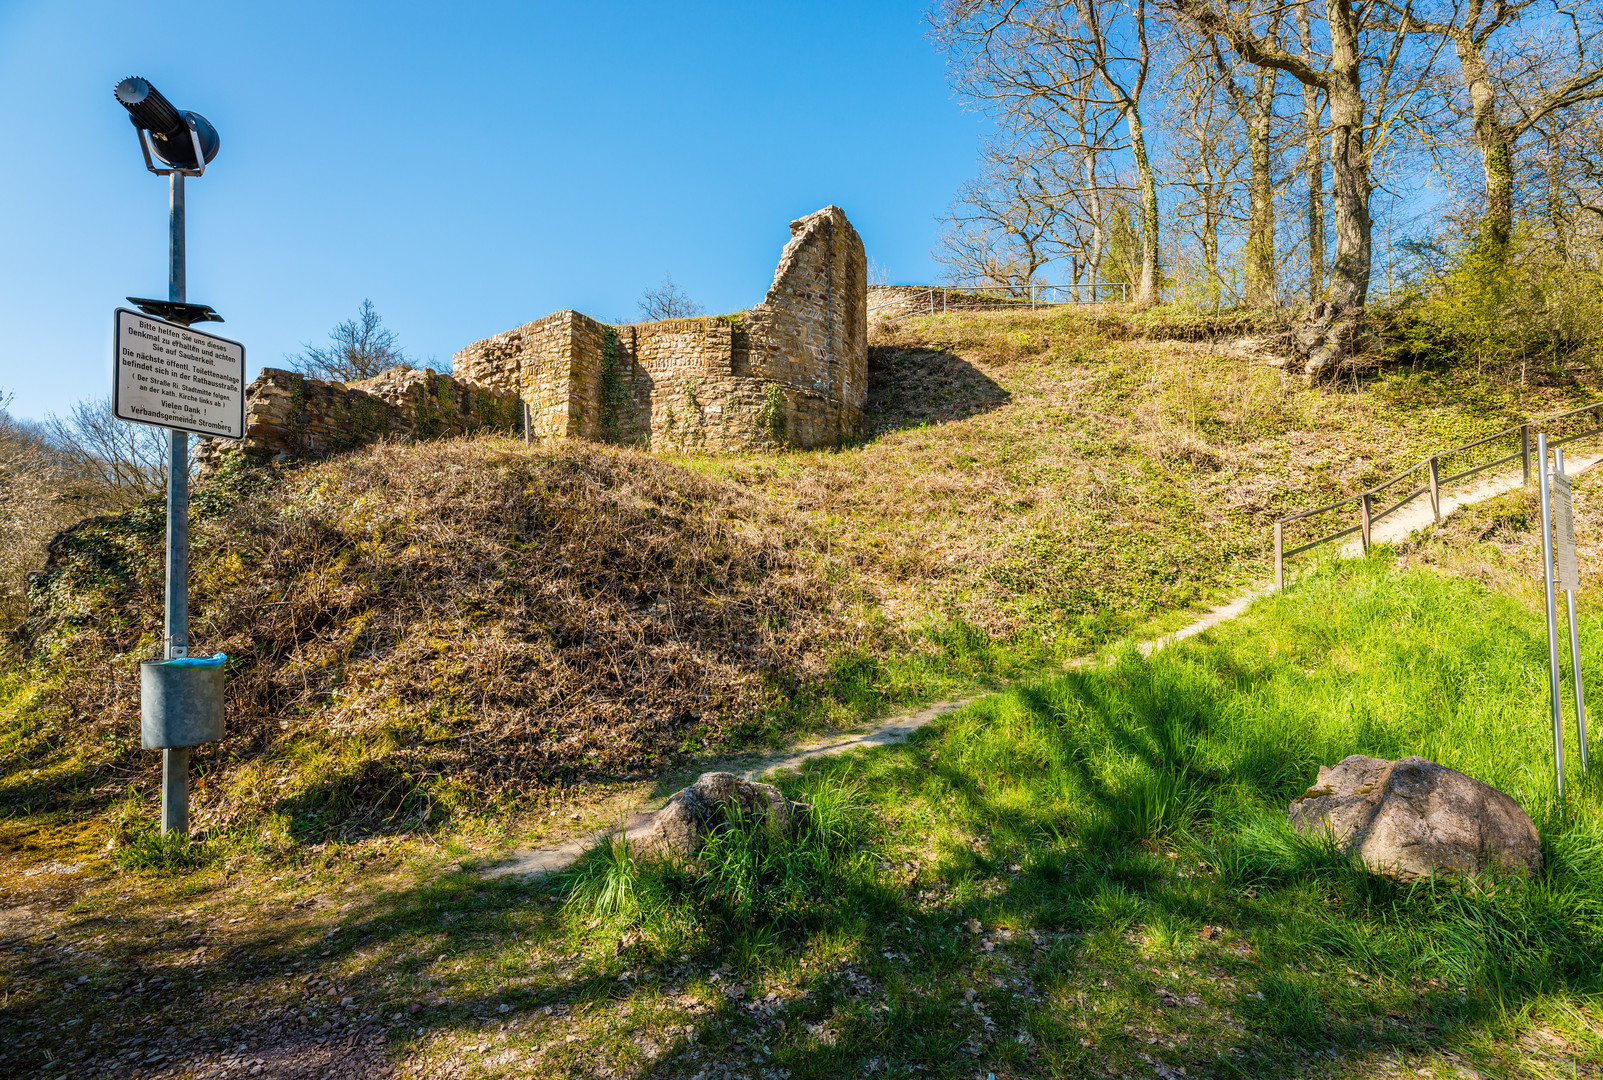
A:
3 305 1600 849
4 553 1600 1079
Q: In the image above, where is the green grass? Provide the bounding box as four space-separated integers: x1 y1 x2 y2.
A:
6 556 1603 1076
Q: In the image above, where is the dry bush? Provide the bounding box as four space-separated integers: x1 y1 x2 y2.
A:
1 393 160 632
14 438 837 828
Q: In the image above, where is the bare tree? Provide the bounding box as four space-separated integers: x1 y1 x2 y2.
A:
939 141 1068 292
1163 50 1248 307
1202 15 1285 306
44 396 170 495
1175 0 1437 373
933 0 1168 305
288 299 409 383
1380 0 1603 258
1 390 166 628
637 275 706 321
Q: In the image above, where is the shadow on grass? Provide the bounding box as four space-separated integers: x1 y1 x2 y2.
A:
864 346 1009 436
10 565 1603 1077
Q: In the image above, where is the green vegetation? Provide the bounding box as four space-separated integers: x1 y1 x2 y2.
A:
6 555 1601 1076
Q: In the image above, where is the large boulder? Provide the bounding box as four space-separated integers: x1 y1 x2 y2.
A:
1287 755 1542 880
633 772 810 863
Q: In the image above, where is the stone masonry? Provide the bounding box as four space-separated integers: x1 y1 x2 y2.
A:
454 206 868 451
196 366 521 468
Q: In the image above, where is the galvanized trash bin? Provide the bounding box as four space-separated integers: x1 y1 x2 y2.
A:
141 654 227 749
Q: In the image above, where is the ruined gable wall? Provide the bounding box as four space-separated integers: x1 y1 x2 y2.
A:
745 206 868 407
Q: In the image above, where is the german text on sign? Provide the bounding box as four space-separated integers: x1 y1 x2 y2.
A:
113 308 245 439
1554 470 1581 592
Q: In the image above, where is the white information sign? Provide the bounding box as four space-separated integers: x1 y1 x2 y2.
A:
1553 470 1581 592
113 308 245 440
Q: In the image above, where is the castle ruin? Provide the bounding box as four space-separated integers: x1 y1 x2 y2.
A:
454 205 867 451
204 206 865 466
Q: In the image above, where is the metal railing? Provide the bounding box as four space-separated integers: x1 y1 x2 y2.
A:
1273 400 1603 589
868 282 1131 319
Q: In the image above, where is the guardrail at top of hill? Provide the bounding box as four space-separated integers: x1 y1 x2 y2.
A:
868 282 1131 319
1273 400 1603 589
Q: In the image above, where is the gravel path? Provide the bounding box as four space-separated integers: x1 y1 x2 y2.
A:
483 457 1599 881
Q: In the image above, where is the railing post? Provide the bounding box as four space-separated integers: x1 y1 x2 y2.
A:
1360 494 1372 552
1522 424 1532 485
1274 522 1284 591
1428 456 1440 523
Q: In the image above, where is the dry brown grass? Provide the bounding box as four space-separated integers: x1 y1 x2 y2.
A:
10 438 846 832
690 306 1602 649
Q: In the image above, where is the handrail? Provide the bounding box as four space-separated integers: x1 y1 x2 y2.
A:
1272 400 1603 589
867 282 1132 318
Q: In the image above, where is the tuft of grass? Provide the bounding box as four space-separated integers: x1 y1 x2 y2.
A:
561 776 874 949
113 829 219 874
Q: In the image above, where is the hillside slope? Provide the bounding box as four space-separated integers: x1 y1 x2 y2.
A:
4 305 1599 843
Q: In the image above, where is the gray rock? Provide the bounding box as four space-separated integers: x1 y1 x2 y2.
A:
635 771 810 862
1287 755 1542 880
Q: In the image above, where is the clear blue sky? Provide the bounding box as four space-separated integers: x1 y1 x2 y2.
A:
0 0 985 421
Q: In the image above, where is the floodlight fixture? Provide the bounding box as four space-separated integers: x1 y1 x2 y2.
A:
114 76 219 175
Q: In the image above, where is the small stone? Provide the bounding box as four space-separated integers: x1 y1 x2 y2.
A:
496 1004 511 1014
631 772 810 863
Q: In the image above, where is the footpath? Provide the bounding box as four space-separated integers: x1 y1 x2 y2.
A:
483 454 1600 881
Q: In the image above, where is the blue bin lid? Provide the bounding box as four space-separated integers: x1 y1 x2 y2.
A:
158 654 228 668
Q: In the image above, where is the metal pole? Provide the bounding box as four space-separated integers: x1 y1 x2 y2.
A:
1274 521 1284 591
1539 433 1565 800
163 170 190 836
162 747 190 835
1428 456 1441 524
1557 447 1589 773
1567 588 1589 775
522 401 530 445
1360 493 1372 552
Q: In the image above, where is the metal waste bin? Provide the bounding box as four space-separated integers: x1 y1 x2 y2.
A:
141 654 227 749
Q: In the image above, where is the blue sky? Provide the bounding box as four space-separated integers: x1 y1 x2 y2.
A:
0 0 985 421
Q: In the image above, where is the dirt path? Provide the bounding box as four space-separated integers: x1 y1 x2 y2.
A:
483 457 1600 881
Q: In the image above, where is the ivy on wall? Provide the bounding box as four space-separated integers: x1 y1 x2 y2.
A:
598 326 631 443
756 382 786 445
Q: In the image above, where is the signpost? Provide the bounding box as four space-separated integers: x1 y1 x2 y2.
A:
113 76 237 836
1539 435 1591 800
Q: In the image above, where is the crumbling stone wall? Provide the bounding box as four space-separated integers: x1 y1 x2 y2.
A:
196 366 520 468
454 205 867 451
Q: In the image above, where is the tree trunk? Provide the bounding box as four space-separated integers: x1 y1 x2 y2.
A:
1127 104 1162 305
1244 67 1279 306
1300 0 1372 377
1203 196 1222 310
1451 31 1514 258
1298 2 1325 300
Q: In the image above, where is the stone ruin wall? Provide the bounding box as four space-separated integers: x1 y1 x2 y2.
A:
197 366 521 468
198 206 865 467
454 205 868 452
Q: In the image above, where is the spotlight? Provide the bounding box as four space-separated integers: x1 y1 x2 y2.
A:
114 76 219 173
